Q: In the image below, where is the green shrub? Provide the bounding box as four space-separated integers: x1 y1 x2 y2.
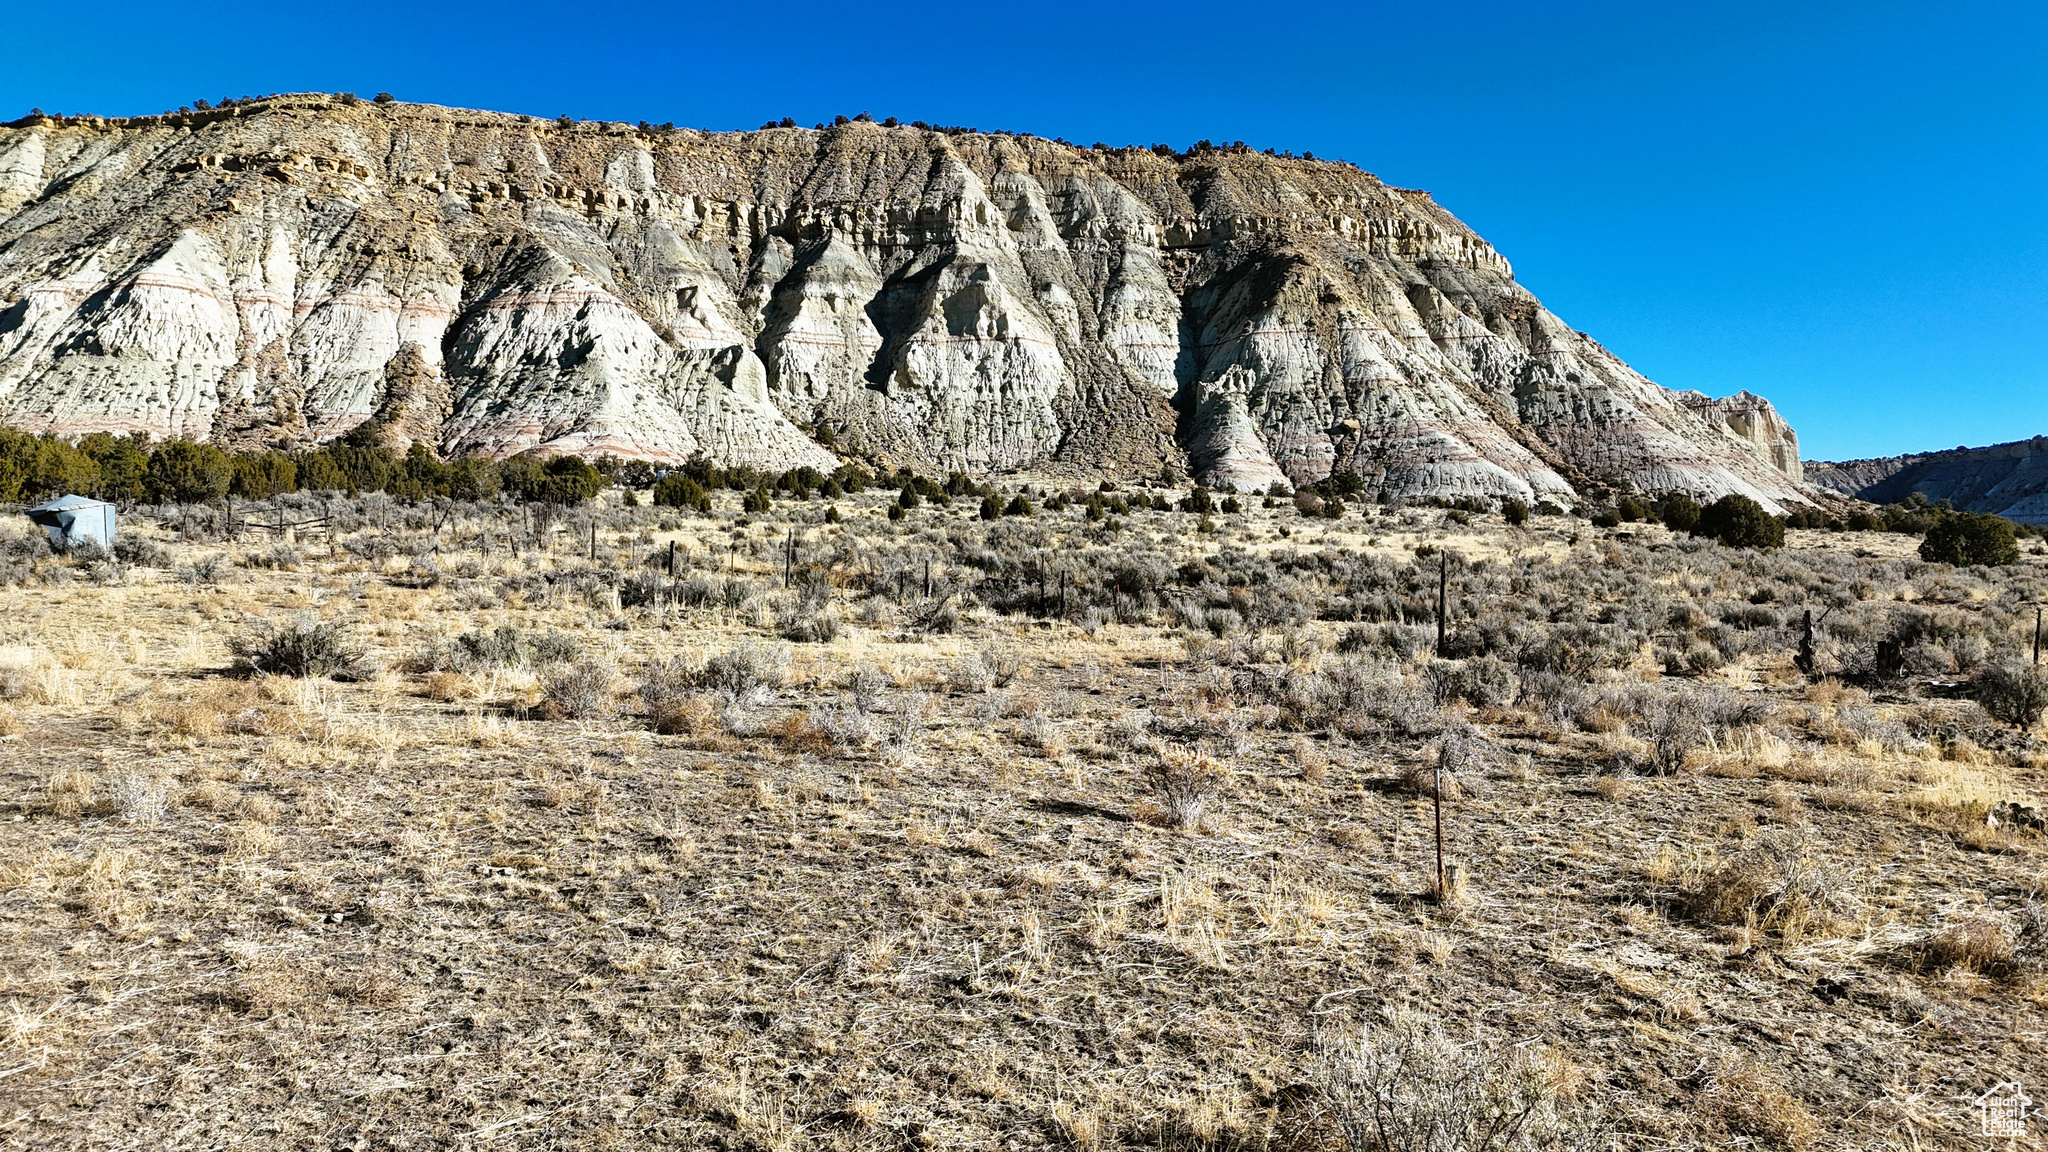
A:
653 474 710 511
1615 496 1656 523
1501 498 1529 526
1919 512 2020 566
1004 495 1034 517
1694 495 1784 549
1657 493 1701 533
743 487 773 514
79 432 150 502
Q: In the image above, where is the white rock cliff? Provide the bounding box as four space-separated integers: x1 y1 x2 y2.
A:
0 97 1813 507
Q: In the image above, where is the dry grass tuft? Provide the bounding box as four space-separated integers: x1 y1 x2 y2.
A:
421 669 481 702
1902 916 2017 976
1702 1055 1822 1149
1679 832 1860 937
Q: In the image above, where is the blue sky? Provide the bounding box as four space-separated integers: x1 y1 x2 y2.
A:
5 0 2041 460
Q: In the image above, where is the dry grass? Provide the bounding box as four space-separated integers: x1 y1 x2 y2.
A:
0 495 2041 1150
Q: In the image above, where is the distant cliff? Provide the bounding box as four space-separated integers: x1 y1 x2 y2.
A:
1807 436 2048 523
0 95 1815 506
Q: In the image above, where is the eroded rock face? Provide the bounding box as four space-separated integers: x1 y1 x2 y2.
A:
0 97 1812 504
1809 436 2048 524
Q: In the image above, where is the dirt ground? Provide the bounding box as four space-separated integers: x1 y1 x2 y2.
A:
0 489 2042 1150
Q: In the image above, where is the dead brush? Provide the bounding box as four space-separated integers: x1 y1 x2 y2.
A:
1700 1054 1822 1150
1294 736 1330 782
1312 1010 1603 1152
637 655 710 734
1145 745 1227 830
1399 733 1484 800
110 771 170 825
774 712 837 756
142 680 274 739
1899 916 2017 977
420 670 480 703
44 767 101 819
877 705 925 770
1106 708 1157 752
1679 831 1860 936
1643 691 1709 774
946 652 997 694
230 617 373 679
805 704 876 751
699 638 789 696
1018 713 1066 759
1330 825 1375 851
979 645 1025 688
326 966 406 1006
844 664 891 713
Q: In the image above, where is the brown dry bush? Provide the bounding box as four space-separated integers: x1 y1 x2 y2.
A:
1902 916 2017 976
636 655 708 733
1312 1011 1603 1152
1146 745 1226 829
421 670 480 702
1701 1055 1822 1150
44 767 102 819
1680 832 1859 934
774 712 837 756
147 681 270 738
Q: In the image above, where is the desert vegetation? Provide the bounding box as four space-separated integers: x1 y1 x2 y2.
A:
0 474 2043 1150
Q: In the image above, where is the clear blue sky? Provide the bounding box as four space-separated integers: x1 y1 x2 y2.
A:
6 0 2042 461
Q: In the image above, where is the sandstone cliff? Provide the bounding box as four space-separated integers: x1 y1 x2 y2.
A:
0 96 1812 505
1808 436 2048 523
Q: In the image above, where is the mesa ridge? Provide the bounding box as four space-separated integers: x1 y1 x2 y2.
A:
0 95 1810 508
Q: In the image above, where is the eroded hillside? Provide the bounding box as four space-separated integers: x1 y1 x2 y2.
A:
0 96 1808 507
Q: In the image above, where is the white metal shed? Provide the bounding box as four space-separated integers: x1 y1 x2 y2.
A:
28 495 117 551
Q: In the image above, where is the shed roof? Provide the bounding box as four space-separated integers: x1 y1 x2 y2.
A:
29 495 112 512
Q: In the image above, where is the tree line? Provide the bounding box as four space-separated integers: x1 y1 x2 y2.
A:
0 428 2034 564
0 428 605 506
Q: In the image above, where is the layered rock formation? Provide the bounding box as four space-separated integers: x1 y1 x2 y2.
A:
1808 437 2048 523
0 96 1813 506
